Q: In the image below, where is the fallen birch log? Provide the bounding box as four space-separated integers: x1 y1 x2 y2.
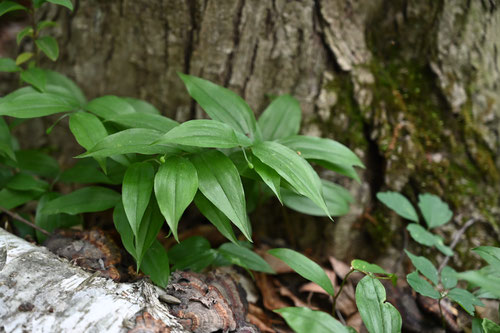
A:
0 227 187 333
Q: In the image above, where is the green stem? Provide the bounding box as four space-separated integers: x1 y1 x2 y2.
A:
332 269 355 317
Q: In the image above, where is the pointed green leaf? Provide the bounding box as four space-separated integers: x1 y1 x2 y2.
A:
134 199 164 268
190 150 251 241
418 193 452 229
258 95 301 141
36 20 58 31
193 192 238 243
268 248 334 296
69 111 107 170
457 271 500 298
0 92 74 118
351 259 389 276
482 318 500 332
168 236 211 264
275 307 350 333
0 188 41 210
16 27 33 45
123 97 160 114
434 235 454 256
36 36 59 61
252 156 282 203
441 266 458 289
0 57 20 72
15 52 33 66
377 191 419 222
252 141 330 218
78 128 178 158
35 192 81 243
155 119 252 148
406 223 436 246
85 95 135 119
406 271 440 299
6 172 49 192
154 156 198 241
107 113 179 132
0 1 27 16
46 0 73 11
140 240 169 288
60 159 114 184
21 67 46 92
0 117 15 160
282 179 352 217
113 202 136 260
44 70 86 107
473 246 500 268
41 186 120 215
447 288 484 315
219 243 274 273
14 150 59 178
178 73 260 140
405 250 438 285
355 275 402 333
123 162 154 237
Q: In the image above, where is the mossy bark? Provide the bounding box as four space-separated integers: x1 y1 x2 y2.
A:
2 0 499 265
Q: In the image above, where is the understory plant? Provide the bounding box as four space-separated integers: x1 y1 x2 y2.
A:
0 0 363 287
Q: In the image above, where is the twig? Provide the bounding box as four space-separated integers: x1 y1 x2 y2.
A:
0 206 51 236
438 218 476 273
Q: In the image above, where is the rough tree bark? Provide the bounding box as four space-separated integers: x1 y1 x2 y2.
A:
3 0 499 264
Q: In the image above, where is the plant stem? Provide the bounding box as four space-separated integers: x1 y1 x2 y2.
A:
438 218 475 273
0 206 50 236
438 297 446 329
332 268 355 317
30 1 39 67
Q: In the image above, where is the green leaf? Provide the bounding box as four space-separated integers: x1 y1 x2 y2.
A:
355 275 402 333
0 117 15 160
0 1 27 16
219 243 274 273
351 259 388 275
113 202 136 260
447 288 484 316
406 271 440 299
123 98 160 114
85 95 135 119
0 92 74 118
15 52 33 65
154 156 198 242
473 246 500 268
190 150 251 241
0 188 40 210
6 172 49 192
457 271 500 298
258 95 301 141
282 179 353 217
107 113 179 132
140 240 169 288
36 20 58 31
155 119 252 148
36 36 59 61
35 192 81 243
41 186 120 215
46 0 73 11
0 57 20 72
434 235 454 256
193 192 238 243
172 249 218 272
406 223 436 246
16 27 33 45
441 266 458 289
14 150 59 178
60 159 114 184
268 248 334 296
482 318 500 333
252 141 329 218
78 128 177 158
20 68 46 92
472 318 485 333
405 250 438 285
168 236 211 263
279 135 364 171
253 156 282 203
418 193 452 229
274 307 350 333
377 191 419 222
178 73 260 140
123 162 155 237
44 70 86 107
134 199 164 268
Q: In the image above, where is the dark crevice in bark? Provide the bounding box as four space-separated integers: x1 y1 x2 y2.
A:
242 41 258 98
363 125 386 205
224 0 245 87
312 0 343 73
63 0 79 47
162 3 169 73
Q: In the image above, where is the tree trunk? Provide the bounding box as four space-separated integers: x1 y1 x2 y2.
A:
0 227 187 332
13 0 500 261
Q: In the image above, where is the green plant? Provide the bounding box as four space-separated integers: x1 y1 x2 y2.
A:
378 191 500 331
0 0 363 287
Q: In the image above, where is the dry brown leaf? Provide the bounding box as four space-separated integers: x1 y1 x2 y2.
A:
299 269 337 295
346 312 363 332
247 313 275 333
329 256 351 279
254 273 290 311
